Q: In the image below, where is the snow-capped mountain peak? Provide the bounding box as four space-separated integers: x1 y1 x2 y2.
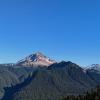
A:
85 64 100 72
17 52 56 67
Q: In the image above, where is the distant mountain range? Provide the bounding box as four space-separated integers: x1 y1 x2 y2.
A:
0 52 100 100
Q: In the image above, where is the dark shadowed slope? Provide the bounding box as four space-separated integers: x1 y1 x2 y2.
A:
0 65 35 100
2 70 38 100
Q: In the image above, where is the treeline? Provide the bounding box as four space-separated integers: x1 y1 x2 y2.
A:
62 86 100 100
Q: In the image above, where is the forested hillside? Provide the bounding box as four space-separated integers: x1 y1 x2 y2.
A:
62 86 100 100
2 61 100 100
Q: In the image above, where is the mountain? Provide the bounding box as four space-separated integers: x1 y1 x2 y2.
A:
0 65 35 100
2 61 100 100
1 52 100 100
86 64 100 72
85 64 100 85
16 52 56 67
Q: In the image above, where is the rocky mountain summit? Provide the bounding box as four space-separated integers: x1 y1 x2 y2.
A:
17 52 56 67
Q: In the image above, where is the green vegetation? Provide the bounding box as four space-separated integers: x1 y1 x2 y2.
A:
6 62 100 100
62 86 100 100
1 62 100 100
0 65 34 99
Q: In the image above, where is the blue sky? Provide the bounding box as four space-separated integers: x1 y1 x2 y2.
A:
0 0 100 66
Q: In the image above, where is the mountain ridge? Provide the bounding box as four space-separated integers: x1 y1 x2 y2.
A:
0 52 100 100
3 61 100 100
